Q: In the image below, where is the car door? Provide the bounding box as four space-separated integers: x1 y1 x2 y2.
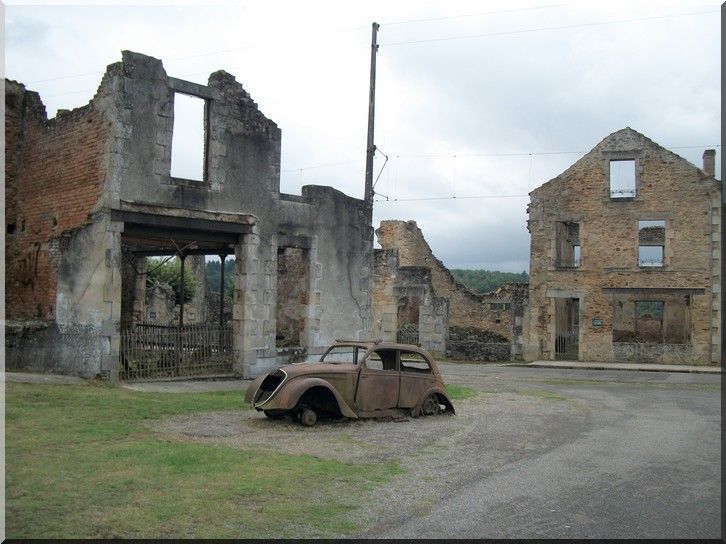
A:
397 349 437 409
355 348 399 411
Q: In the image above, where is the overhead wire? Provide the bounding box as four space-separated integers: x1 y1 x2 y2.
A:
381 9 718 46
280 145 720 172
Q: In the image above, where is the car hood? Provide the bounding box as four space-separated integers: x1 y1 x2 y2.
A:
278 362 358 378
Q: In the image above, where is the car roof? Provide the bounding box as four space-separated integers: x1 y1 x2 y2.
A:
332 340 433 355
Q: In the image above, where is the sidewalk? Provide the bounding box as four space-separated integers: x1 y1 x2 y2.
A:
516 360 722 374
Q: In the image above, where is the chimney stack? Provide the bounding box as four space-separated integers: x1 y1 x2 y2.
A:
702 149 716 177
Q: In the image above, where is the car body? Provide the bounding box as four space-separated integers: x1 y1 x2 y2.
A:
244 340 455 425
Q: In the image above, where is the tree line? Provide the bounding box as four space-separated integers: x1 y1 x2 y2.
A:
148 257 527 302
450 269 529 294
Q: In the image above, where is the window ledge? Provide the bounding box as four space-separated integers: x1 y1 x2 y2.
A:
165 176 209 188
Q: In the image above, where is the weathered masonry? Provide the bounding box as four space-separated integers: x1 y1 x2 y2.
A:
524 127 721 365
5 51 373 380
372 220 528 360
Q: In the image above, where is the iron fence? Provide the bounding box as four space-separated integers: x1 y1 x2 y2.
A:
120 322 233 380
396 323 420 346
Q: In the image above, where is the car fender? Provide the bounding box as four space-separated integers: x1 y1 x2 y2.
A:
272 377 358 418
413 386 456 416
243 374 267 405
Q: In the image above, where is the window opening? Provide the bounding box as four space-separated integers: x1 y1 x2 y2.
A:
555 221 580 268
635 301 663 343
638 220 665 267
609 159 636 198
275 247 309 348
320 346 361 364
366 349 397 371
170 93 206 181
399 351 432 373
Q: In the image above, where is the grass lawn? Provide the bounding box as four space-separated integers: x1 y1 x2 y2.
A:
5 382 401 539
444 384 478 400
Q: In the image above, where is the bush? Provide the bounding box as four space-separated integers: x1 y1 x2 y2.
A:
146 258 198 304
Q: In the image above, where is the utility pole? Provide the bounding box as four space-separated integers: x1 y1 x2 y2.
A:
364 22 380 210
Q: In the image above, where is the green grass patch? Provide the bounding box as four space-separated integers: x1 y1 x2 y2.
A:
6 382 400 539
445 384 478 400
519 388 567 401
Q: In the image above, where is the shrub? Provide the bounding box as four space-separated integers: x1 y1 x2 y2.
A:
146 258 198 304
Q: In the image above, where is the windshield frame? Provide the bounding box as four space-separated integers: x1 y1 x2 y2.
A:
318 343 370 365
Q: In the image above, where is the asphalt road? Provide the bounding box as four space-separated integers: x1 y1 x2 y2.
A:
369 363 722 540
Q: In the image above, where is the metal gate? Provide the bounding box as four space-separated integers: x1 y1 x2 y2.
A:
554 297 579 360
396 323 420 346
120 322 233 380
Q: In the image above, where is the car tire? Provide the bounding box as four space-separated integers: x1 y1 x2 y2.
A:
300 408 317 427
421 393 442 416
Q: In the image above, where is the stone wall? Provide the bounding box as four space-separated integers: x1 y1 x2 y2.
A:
372 221 528 360
376 220 515 340
5 51 373 379
524 127 721 365
371 249 448 355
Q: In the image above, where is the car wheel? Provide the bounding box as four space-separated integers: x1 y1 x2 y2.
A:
300 408 317 427
421 393 442 416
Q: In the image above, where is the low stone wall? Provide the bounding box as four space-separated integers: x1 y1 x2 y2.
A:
446 341 510 362
445 326 511 361
5 320 107 378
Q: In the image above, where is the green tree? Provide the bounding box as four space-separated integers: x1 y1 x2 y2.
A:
146 258 198 304
450 269 529 293
206 259 235 301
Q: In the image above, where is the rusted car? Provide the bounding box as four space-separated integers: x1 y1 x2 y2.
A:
244 340 455 426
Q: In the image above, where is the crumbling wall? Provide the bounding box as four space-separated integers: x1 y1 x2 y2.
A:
4 77 119 377
376 220 517 337
6 51 374 379
525 127 721 365
371 249 448 355
5 80 110 321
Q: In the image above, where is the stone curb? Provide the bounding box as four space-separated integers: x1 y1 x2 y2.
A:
510 362 722 374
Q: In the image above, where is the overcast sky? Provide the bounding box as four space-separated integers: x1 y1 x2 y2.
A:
5 1 721 272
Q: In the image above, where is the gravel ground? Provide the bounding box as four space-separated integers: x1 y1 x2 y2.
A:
149 388 588 536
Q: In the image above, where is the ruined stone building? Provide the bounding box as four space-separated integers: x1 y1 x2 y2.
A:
524 127 721 365
5 51 373 380
372 220 528 360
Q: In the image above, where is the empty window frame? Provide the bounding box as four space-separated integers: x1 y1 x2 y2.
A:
275 247 309 348
635 301 663 342
555 221 580 268
365 349 398 371
170 93 207 181
613 297 690 344
638 220 665 267
609 159 636 199
399 351 432 374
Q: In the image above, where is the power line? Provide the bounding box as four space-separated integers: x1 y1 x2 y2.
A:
281 145 719 172
381 4 564 26
382 9 718 46
374 194 529 203
393 144 721 158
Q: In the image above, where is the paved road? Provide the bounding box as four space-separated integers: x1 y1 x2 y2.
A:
371 363 722 539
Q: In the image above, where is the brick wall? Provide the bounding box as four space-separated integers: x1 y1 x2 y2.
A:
5 81 110 320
